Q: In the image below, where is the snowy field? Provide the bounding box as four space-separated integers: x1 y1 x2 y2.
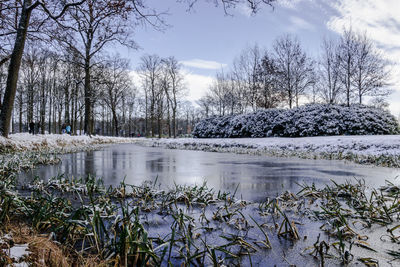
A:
0 133 135 152
130 135 400 167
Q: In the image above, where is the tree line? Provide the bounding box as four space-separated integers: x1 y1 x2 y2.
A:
198 29 391 117
0 0 275 137
0 41 200 137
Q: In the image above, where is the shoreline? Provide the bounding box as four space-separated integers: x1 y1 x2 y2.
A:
128 135 400 168
0 133 137 153
2 133 399 168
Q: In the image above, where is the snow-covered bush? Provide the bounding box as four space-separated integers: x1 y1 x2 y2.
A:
193 104 400 138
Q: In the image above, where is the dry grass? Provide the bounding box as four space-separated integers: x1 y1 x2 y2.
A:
0 222 69 266
0 222 111 267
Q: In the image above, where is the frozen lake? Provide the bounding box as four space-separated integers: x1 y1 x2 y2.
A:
20 143 400 201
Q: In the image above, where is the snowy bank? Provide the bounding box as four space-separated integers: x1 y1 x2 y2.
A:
0 133 135 153
130 135 400 167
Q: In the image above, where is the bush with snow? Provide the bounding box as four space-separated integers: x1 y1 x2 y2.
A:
193 104 400 138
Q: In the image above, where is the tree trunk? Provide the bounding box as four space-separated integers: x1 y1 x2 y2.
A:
40 76 46 134
73 84 78 135
102 105 105 135
112 109 118 137
167 100 171 138
172 107 177 138
128 108 132 136
48 87 52 134
79 112 83 135
0 0 32 137
53 104 56 133
58 107 62 133
64 85 70 123
145 93 148 136
121 97 126 137
19 98 22 133
347 57 351 107
84 59 92 135
27 84 34 124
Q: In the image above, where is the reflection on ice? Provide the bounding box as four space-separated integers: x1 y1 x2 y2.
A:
20 144 400 201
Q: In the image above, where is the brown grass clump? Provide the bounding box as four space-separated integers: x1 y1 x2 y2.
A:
1 223 69 266
1 223 111 267
27 236 70 266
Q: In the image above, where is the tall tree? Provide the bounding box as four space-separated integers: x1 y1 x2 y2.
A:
99 55 132 136
352 32 391 104
162 57 186 138
138 54 162 137
257 51 282 108
233 45 262 111
0 0 86 137
273 35 314 108
53 0 157 135
318 38 342 104
337 28 358 107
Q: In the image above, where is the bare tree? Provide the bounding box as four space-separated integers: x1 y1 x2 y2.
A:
138 54 162 137
162 57 186 138
0 0 87 137
273 35 314 108
99 55 132 136
0 0 278 137
352 32 391 104
257 51 282 108
20 44 40 125
317 38 342 104
52 0 163 136
233 45 262 111
208 70 232 116
125 85 138 136
230 62 247 113
293 51 315 107
337 27 358 107
196 95 214 118
369 97 390 110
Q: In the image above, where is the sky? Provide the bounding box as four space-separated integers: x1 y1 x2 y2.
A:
121 0 400 117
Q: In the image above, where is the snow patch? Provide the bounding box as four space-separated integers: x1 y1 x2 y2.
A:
0 133 137 152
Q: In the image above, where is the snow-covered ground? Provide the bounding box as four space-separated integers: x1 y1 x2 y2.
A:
130 135 400 167
0 133 135 152
3 133 399 167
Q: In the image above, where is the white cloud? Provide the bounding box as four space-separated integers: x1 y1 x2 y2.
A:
278 0 309 9
326 0 400 116
182 70 213 101
288 16 315 31
327 0 400 51
180 59 227 70
129 70 213 102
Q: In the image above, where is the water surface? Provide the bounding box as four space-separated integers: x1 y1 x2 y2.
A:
20 144 400 201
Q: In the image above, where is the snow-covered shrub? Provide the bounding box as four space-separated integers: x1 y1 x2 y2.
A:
192 104 400 138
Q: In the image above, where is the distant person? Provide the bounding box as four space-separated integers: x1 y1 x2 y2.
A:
29 121 35 135
61 123 66 134
66 124 71 135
